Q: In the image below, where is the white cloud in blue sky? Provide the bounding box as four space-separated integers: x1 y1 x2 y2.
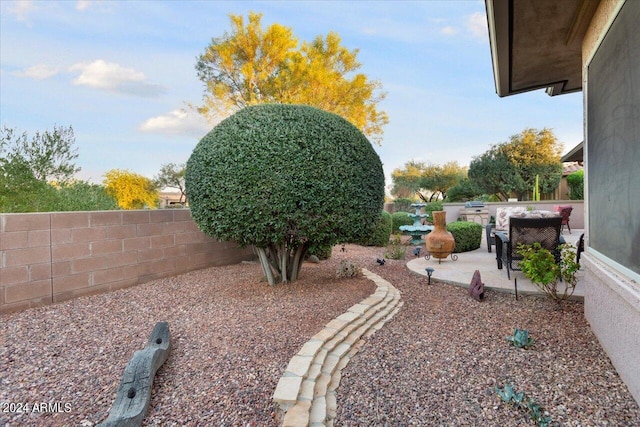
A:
12 64 60 79
69 59 167 97
0 0 583 187
139 109 211 136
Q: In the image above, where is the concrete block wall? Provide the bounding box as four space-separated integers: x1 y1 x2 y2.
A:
0 209 255 314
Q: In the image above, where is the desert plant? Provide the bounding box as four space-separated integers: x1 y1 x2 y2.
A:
447 221 482 253
185 104 385 285
336 259 361 278
364 210 393 247
391 211 414 232
496 384 552 427
384 233 406 260
506 328 534 348
518 243 580 302
496 383 525 405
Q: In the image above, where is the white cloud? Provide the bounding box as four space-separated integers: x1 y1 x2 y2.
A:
76 0 90 11
6 0 35 23
12 64 59 79
138 109 213 137
441 26 458 36
466 12 488 40
69 59 166 97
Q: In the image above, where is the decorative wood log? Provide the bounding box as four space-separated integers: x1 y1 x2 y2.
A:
98 322 171 427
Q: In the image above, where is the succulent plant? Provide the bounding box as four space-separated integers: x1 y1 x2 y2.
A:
495 383 552 427
506 328 534 348
496 383 524 403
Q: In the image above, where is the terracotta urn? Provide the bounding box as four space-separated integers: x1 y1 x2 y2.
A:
426 211 455 259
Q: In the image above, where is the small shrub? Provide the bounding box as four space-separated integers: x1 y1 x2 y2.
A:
391 211 414 232
518 243 580 302
384 233 405 260
447 221 482 253
364 210 392 247
336 259 361 278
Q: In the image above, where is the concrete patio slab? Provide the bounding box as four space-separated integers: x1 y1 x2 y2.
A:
407 229 585 300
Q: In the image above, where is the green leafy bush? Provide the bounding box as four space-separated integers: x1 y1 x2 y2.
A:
391 211 414 232
566 169 584 200
185 104 385 285
447 221 482 253
518 243 580 302
364 210 392 247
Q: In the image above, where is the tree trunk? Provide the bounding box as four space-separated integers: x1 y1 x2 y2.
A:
278 243 288 284
255 247 276 286
289 244 308 282
256 242 309 285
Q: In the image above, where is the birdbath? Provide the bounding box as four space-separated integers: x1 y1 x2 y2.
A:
399 202 433 246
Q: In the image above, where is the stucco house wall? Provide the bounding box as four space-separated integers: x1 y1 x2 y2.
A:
580 0 640 404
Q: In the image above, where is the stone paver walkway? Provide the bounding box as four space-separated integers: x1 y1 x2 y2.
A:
272 269 402 427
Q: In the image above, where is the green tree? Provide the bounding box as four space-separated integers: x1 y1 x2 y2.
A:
446 178 481 202
469 128 563 201
155 163 186 204
1 125 82 212
103 169 159 210
391 160 466 201
195 12 388 144
390 160 424 198
185 104 384 285
0 125 80 184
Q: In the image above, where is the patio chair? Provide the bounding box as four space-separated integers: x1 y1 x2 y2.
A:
486 206 527 253
554 205 573 234
495 216 563 279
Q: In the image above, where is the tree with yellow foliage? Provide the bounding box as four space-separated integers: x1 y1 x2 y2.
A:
391 160 467 201
195 12 388 144
103 169 158 210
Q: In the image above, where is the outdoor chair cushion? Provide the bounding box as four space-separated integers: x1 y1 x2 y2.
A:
495 207 527 231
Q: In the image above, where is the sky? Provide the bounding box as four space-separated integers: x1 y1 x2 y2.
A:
0 0 584 192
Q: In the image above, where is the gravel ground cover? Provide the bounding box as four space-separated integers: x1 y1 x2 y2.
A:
0 258 374 427
1 243 639 427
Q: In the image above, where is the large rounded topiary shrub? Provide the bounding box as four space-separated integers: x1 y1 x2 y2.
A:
185 104 385 285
